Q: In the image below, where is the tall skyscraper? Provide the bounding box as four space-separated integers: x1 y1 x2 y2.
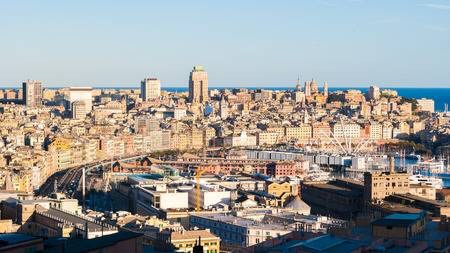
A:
141 78 161 101
189 65 209 104
22 80 42 107
323 81 329 97
69 87 93 113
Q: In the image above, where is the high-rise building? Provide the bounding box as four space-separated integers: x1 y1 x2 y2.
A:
189 65 209 104
368 86 380 100
69 87 93 113
22 80 42 107
72 101 87 120
140 78 161 101
323 82 329 97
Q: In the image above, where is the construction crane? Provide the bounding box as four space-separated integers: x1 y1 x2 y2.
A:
195 167 207 212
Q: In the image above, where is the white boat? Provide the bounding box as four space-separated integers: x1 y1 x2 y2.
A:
305 165 331 182
409 174 443 189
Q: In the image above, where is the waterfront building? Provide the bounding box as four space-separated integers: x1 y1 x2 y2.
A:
301 179 364 219
364 157 409 202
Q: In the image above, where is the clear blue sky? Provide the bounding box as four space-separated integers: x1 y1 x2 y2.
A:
1 0 450 88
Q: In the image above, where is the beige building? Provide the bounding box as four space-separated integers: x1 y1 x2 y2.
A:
364 158 409 202
69 87 93 113
285 124 312 141
369 122 383 140
257 131 282 146
417 98 435 113
410 183 436 200
368 85 380 100
188 65 208 104
71 100 87 120
332 123 360 139
141 78 161 101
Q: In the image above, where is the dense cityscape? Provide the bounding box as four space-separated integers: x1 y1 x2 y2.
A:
0 65 449 252
2 0 450 252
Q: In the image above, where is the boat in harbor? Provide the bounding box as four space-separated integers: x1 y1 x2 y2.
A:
305 165 331 181
409 174 443 189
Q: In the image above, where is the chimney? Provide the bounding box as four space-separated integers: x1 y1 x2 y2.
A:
389 155 395 174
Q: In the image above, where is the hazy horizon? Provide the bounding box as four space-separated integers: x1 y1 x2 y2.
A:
2 83 450 89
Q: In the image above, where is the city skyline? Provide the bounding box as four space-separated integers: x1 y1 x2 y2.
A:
2 0 450 88
2 2 450 252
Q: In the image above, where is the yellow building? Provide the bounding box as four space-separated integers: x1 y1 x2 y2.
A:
203 127 216 147
257 131 282 146
191 128 204 149
266 182 294 207
285 124 312 141
170 229 220 253
10 172 32 193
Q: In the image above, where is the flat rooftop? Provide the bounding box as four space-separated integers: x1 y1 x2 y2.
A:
306 183 363 198
38 207 116 232
372 212 425 228
192 213 294 230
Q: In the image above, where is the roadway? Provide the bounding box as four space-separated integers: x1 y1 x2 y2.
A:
38 154 151 197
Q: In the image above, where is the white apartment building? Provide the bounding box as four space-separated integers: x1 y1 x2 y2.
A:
224 131 257 147
69 87 93 113
187 183 231 209
135 183 189 211
332 123 360 139
190 213 293 247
